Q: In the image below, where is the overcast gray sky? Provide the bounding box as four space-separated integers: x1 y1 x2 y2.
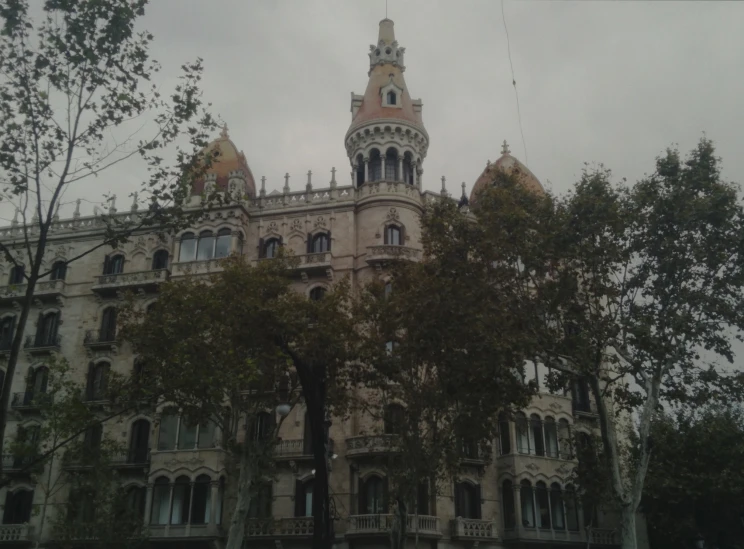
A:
4 0 744 217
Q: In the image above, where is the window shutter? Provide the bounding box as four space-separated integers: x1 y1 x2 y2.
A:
454 483 462 518
382 477 389 513
307 234 313 254
2 491 11 524
358 479 367 515
327 231 332 252
294 480 303 517
20 491 33 522
475 484 482 519
258 238 265 259
102 255 110 275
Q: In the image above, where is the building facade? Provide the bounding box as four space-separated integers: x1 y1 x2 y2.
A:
0 18 635 549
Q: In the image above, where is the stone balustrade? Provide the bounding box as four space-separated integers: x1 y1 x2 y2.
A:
170 259 224 277
275 438 310 458
345 434 399 458
502 526 617 545
346 514 440 537
245 517 314 537
450 518 498 540
365 245 421 266
0 524 35 542
0 279 66 303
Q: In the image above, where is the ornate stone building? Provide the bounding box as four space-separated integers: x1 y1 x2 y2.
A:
0 18 640 549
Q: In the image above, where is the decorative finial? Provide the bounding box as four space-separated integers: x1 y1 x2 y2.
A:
330 167 337 185
458 182 470 209
53 203 60 222
487 159 491 166
306 170 313 191
73 199 81 219
31 208 38 224
220 123 229 139
461 182 467 194
131 192 139 212
260 176 266 197
11 208 18 227
108 194 117 214
283 173 290 193
440 176 447 196
501 140 510 155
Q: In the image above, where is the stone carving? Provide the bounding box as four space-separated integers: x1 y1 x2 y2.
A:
525 462 540 472
314 216 327 228
268 221 279 233
387 207 399 221
291 218 303 232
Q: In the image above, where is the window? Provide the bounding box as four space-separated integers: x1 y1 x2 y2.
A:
264 238 281 259
558 419 572 459
385 149 398 180
103 254 124 275
69 489 96 523
50 261 67 281
152 250 169 270
520 480 535 528
126 486 147 521
310 233 330 253
27 366 49 398
150 477 170 525
214 228 232 258
530 414 545 456
544 417 559 458
157 413 178 451
179 232 196 262
86 362 110 401
387 90 396 105
516 412 529 454
550 483 566 530
309 287 326 301
177 419 198 450
249 483 272 519
498 413 511 455
13 425 40 467
82 424 103 461
356 154 365 186
502 480 516 529
0 316 15 351
402 153 414 185
197 231 215 261
190 475 212 525
295 479 314 517
535 481 551 529
360 476 386 515
369 150 382 181
170 476 191 525
460 437 478 460
2 490 33 524
198 419 216 449
572 377 591 413
384 225 402 246
409 481 429 515
564 485 579 531
250 412 274 441
128 419 150 464
100 307 117 342
36 311 59 347
383 404 404 435
8 265 24 285
454 482 480 519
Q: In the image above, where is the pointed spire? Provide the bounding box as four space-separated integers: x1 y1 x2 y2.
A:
73 199 81 219
260 176 266 197
283 173 290 194
501 140 511 155
11 208 18 227
330 167 337 189
440 176 447 197
459 182 469 208
378 18 396 44
220 123 229 139
131 192 139 212
306 170 313 192
108 194 117 214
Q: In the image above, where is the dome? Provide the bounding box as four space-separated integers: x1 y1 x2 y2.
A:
191 125 256 197
470 141 544 204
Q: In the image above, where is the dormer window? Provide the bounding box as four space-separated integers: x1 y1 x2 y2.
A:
387 91 396 105
381 79 404 109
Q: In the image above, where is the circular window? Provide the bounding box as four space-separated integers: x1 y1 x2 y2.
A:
385 48 392 55
375 49 380 56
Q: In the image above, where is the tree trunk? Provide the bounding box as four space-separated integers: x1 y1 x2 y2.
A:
34 452 55 549
390 496 407 549
224 445 255 549
308 394 332 549
619 506 637 549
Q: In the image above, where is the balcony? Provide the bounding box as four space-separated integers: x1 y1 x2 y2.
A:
1 454 37 475
148 523 223 540
110 449 151 470
501 527 618 545
170 260 223 278
24 334 61 355
345 434 399 458
245 517 314 538
0 279 66 304
91 269 170 297
11 391 45 411
83 330 117 351
365 245 421 267
0 524 35 543
290 252 333 282
450 518 499 541
346 515 440 538
275 439 312 461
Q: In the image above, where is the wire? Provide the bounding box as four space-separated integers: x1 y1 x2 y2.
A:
501 0 528 165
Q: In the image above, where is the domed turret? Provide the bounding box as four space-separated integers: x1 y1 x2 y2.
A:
191 124 256 199
470 140 544 204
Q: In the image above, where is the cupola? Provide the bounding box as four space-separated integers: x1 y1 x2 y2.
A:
470 140 544 204
191 124 256 200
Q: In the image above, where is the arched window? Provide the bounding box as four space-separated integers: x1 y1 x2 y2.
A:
498 412 511 455
387 90 397 105
190 475 212 524
8 265 25 285
384 404 404 435
564 485 579 531
152 250 169 270
150 477 170 525
558 419 572 459
0 316 15 351
264 238 281 259
502 480 516 529
179 232 196 262
515 412 529 454
250 412 274 441
535 481 551 529
2 490 34 524
103 254 124 275
100 307 117 342
402 153 414 185
27 366 49 398
369 150 382 181
198 419 216 449
196 230 215 261
572 376 591 413
171 476 191 525
128 419 150 464
544 417 559 458
384 225 402 246
550 483 565 530
249 483 272 519
86 362 110 401
356 154 365 186
50 261 67 281
520 480 535 528
309 287 326 301
36 311 59 347
385 149 398 180
157 412 178 451
454 482 480 519
214 228 232 258
82 423 103 461
530 414 545 456
360 476 386 515
126 486 147 521
311 233 330 254
296 479 314 517
177 418 198 450
13 425 40 467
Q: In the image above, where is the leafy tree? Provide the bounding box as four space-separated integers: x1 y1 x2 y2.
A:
353 199 535 549
471 138 744 548
119 255 355 549
643 407 744 549
0 0 217 473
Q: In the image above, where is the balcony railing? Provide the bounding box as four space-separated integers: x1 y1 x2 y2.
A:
275 439 311 458
11 391 45 410
0 524 35 542
345 434 399 458
83 329 116 349
24 334 61 353
0 279 66 303
365 245 421 266
450 518 498 540
91 268 170 296
1 453 36 472
502 527 617 545
245 517 314 537
110 449 151 468
347 515 440 537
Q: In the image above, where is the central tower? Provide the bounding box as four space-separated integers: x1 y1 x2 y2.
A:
345 19 429 189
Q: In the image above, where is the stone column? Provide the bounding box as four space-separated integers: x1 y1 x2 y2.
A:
364 159 370 183
144 482 154 525
514 483 523 536
398 157 403 182
381 156 387 181
209 480 220 527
